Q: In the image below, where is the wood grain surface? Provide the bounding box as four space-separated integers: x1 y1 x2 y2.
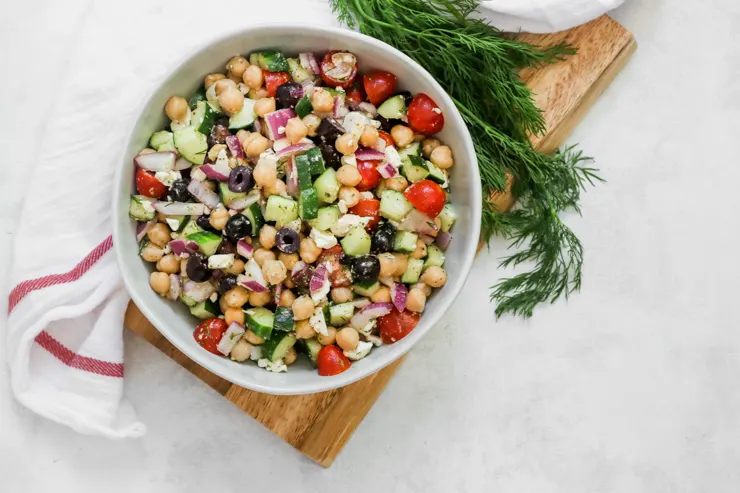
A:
125 15 636 468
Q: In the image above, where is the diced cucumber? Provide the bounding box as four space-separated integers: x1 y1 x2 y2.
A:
305 147 325 176
189 87 207 109
186 231 222 256
150 131 176 152
173 126 208 165
262 332 297 362
309 206 340 231
296 154 313 191
299 187 319 220
295 96 313 118
438 204 457 233
314 168 339 204
191 100 219 135
353 280 380 297
180 293 198 307
379 190 413 222
329 303 355 327
243 202 265 236
273 306 295 332
426 160 448 186
248 53 260 66
287 58 314 83
129 195 155 221
394 231 418 253
304 338 323 366
228 98 257 130
401 155 430 183
181 220 203 237
190 299 219 319
424 244 445 268
401 257 424 284
398 141 421 161
264 195 298 224
219 182 246 208
377 94 406 119
253 50 289 72
341 226 371 256
246 307 275 340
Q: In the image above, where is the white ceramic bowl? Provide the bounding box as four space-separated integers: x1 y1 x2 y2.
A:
113 24 481 395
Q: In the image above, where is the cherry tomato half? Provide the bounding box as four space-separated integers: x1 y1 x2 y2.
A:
363 70 398 106
350 198 381 231
377 131 395 148
320 50 358 88
355 160 382 192
404 179 446 218
407 93 445 135
317 245 352 287
378 311 420 344
317 345 351 376
194 318 228 355
264 70 292 97
345 83 366 109
136 168 167 198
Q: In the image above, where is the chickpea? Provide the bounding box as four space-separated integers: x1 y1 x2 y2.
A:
294 319 316 339
421 266 447 288
422 138 441 158
331 287 353 304
218 87 244 115
207 143 226 162
338 186 360 208
224 307 245 326
156 254 179 274
410 238 427 259
414 133 425 142
299 238 322 264
253 154 278 189
204 73 226 90
245 330 265 345
165 96 189 124
262 259 287 285
222 258 245 275
284 277 296 289
412 282 432 297
359 125 379 148
228 72 243 84
336 165 362 187
406 288 427 313
292 295 315 321
244 133 270 158
285 117 308 145
393 254 409 277
264 178 287 197
230 339 253 362
283 347 298 365
248 88 269 100
253 248 276 267
214 78 237 96
317 326 337 346
254 97 276 118
336 327 360 351
279 289 296 308
236 129 251 145
224 286 249 308
371 286 392 304
311 88 334 113
249 290 273 307
386 176 408 192
210 208 230 230
140 244 164 263
226 56 248 79
219 296 230 314
391 125 415 148
149 271 171 295
303 114 321 137
242 64 264 89
378 253 397 278
335 133 359 156
430 145 454 169
259 225 277 250
278 252 299 271
147 223 170 246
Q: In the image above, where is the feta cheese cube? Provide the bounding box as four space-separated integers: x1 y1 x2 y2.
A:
337 200 348 214
250 346 263 361
207 254 235 270
191 167 207 182
257 358 287 373
344 341 373 361
154 170 181 187
384 146 402 168
310 228 338 249
309 306 329 336
140 200 155 214
165 218 181 231
331 214 371 237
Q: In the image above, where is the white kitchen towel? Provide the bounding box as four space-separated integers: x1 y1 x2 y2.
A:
480 0 625 33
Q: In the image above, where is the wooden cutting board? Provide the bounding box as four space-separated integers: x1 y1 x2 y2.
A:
125 15 636 467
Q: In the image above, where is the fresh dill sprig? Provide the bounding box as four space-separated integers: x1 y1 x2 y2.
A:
330 0 602 317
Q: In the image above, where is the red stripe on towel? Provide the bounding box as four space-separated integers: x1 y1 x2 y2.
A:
34 330 124 378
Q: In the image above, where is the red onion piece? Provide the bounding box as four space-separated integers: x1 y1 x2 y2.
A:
285 156 299 198
358 102 377 116
300 78 315 98
276 142 315 161
253 118 264 137
377 162 398 179
299 53 320 75
237 240 254 259
217 322 246 356
333 93 349 119
168 239 200 255
292 261 308 278
227 190 260 211
168 274 182 301
390 283 408 312
421 234 435 246
436 231 452 251
200 162 230 182
399 209 439 236
264 108 297 141
226 135 244 159
153 201 206 215
187 180 221 209
237 259 269 292
183 280 216 303
174 156 193 171
273 283 283 306
134 151 176 171
310 263 329 294
351 298 371 309
135 220 155 243
355 147 386 161
350 302 394 330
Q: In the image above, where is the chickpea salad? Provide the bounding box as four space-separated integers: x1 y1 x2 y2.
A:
130 49 457 376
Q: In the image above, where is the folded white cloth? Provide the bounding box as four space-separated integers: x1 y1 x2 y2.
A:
480 0 624 33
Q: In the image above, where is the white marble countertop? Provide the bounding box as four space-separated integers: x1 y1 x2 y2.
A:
2 0 740 491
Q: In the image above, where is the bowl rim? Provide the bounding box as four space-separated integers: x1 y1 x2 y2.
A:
113 22 482 395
